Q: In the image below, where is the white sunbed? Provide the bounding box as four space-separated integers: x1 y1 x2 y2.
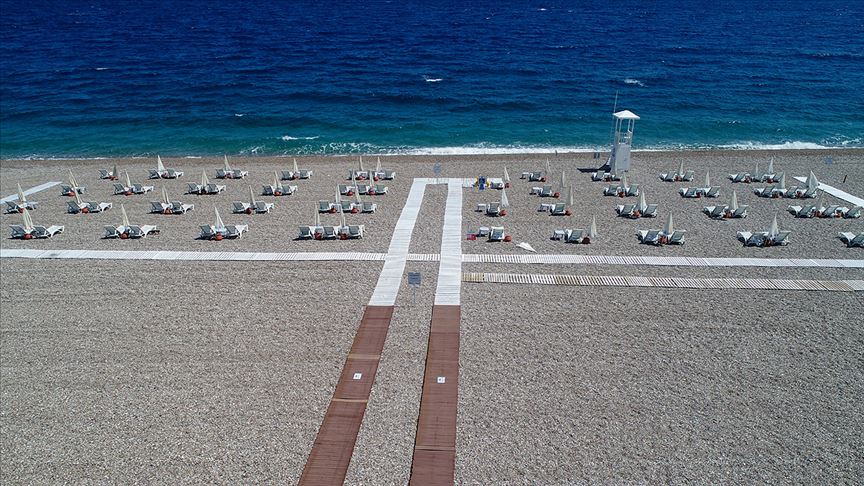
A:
488 226 507 242
678 187 699 198
225 225 248 239
617 204 636 217
30 225 64 238
843 206 862 219
5 200 38 214
550 203 568 216
204 183 226 194
216 168 248 179
254 201 274 214
369 184 388 195
703 187 720 198
60 184 86 195
233 202 252 214
838 232 864 248
343 225 364 239
298 226 314 239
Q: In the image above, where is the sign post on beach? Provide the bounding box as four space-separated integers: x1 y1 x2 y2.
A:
407 271 421 305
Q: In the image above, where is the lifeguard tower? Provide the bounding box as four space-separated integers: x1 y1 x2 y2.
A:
607 110 639 173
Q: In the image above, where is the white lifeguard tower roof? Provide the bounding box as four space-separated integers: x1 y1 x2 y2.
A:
613 110 640 120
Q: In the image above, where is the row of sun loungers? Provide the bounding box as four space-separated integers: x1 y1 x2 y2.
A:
5 184 39 214
728 158 781 184
787 204 861 218
467 226 509 242
9 209 63 239
338 184 389 196
298 224 365 240
659 162 695 182
838 232 864 248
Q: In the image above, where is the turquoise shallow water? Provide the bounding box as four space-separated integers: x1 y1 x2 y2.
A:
1 0 862 158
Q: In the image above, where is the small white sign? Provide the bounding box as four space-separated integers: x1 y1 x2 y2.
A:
437 376 446 384
353 373 362 380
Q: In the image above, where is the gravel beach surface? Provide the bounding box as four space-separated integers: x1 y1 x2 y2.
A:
2 150 863 484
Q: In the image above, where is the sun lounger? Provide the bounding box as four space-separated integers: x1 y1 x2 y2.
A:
88 202 113 213
103 225 122 238
703 205 728 219
488 226 506 242
338 184 351 195
704 187 720 198
253 201 273 214
298 169 313 179
216 169 248 179
843 206 862 219
603 185 620 196
204 183 226 194
526 171 544 182
319 200 336 213
681 170 695 182
838 232 864 247
638 230 661 245
113 183 130 195
728 173 750 183
225 225 248 238
60 184 86 195
668 231 686 245
233 202 251 213
127 225 159 238
132 183 154 194
340 200 353 212
626 184 639 197
200 225 217 239
186 183 203 194
67 201 85 213
818 205 841 218
369 184 388 195
5 201 38 214
10 225 28 239
151 168 183 179
658 172 675 182
281 170 296 180
730 206 748 218
151 201 170 213
643 204 658 218
171 202 194 214
679 187 699 198
550 203 567 216
321 225 338 239
380 170 395 180
486 202 501 216
617 204 636 217
298 226 314 239
361 201 377 213
787 205 816 218
31 225 64 238
565 229 585 243
99 169 115 179
344 225 364 239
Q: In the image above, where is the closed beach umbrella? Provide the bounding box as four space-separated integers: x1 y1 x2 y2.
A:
223 155 231 172
201 169 209 186
778 173 786 190
500 188 510 208
545 158 551 178
503 167 510 183
730 190 739 211
754 161 760 177
678 161 685 178
767 157 775 175
806 170 819 190
74 189 84 207
214 207 225 230
359 156 364 172
273 171 280 190
249 186 256 206
335 188 341 204
376 157 382 173
589 216 597 239
125 170 132 188
157 155 166 173
314 205 321 227
161 186 170 205
560 170 567 190
768 213 779 238
704 169 711 188
112 164 118 178
339 204 346 228
354 188 362 205
68 170 78 189
293 158 299 174
120 204 130 228
663 212 674 235
17 183 26 204
22 208 34 230
637 191 647 213
567 185 574 207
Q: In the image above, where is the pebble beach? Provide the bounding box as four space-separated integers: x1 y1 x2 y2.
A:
2 149 863 484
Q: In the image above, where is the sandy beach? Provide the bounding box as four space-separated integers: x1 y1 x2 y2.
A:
2 149 863 484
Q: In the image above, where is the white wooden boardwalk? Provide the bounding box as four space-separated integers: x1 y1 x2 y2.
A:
464 272 864 292
434 178 464 305
793 176 864 207
0 181 62 203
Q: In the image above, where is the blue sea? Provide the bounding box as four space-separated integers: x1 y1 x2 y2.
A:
1 0 862 159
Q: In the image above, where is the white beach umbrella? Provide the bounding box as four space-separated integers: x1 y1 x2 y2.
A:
730 190 739 211
314 205 321 227
214 207 225 231
22 208 34 230
678 161 685 177
767 157 775 175
157 155 166 173
500 188 510 209
293 158 299 174
560 170 567 190
567 185 574 207
545 158 551 178
125 170 132 188
17 183 26 204
273 171 281 190
359 156 364 172
339 204 346 228
589 216 597 239
638 191 647 213
376 156 382 173
112 163 118 178
704 169 711 188
354 187 362 205
161 186 170 205
806 170 819 190
754 161 760 177
335 188 341 204
68 170 78 188
120 204 130 228
778 173 786 190
201 169 209 186
74 189 84 207
768 213 779 238
249 186 257 206
663 212 674 235
503 166 510 183
223 155 232 172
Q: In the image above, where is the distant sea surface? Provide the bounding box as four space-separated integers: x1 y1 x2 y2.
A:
1 0 862 159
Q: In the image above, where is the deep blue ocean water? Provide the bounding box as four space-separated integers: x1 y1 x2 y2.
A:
1 0 862 159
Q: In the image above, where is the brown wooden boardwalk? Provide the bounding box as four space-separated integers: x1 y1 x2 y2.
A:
409 304 461 485
299 305 395 486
